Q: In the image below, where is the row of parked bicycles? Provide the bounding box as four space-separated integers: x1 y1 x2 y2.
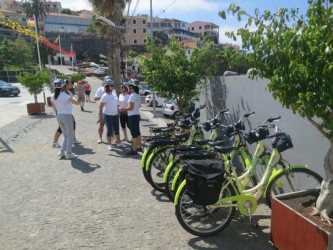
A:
140 105 323 237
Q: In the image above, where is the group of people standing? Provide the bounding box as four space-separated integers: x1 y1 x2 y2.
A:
97 77 142 155
51 75 142 159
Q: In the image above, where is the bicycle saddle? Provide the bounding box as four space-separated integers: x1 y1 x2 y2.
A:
174 132 190 139
149 126 175 133
178 151 216 160
150 138 181 146
170 145 201 154
214 145 234 154
194 139 211 145
144 134 171 142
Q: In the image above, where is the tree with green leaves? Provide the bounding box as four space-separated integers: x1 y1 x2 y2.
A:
220 0 333 224
88 0 127 91
11 38 34 69
22 0 49 34
0 38 13 69
141 38 222 114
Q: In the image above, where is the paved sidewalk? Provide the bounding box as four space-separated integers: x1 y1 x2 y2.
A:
0 76 274 249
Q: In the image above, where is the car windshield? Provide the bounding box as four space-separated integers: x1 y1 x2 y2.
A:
0 81 10 86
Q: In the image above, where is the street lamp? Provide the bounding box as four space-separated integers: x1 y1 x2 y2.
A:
97 16 126 30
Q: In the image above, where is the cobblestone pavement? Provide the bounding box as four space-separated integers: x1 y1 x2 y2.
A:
0 73 274 249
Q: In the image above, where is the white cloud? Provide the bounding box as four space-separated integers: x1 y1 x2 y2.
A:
59 0 92 11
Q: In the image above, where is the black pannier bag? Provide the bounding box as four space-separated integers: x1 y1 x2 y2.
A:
184 159 225 205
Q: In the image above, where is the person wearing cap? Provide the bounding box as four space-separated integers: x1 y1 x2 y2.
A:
98 80 127 151
120 84 142 155
118 84 130 142
94 79 116 144
51 78 79 159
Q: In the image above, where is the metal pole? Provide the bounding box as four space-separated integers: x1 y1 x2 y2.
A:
150 0 157 118
34 15 46 104
59 35 63 66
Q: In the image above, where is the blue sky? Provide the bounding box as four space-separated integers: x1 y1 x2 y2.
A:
59 0 309 45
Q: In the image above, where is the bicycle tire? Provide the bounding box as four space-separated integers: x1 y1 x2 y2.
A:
141 145 160 184
164 160 181 201
175 181 236 237
146 147 171 192
266 167 323 208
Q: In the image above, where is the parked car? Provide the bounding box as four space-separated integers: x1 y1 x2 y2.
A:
161 99 180 119
138 85 151 96
145 92 165 107
0 80 20 97
128 78 140 85
85 67 106 76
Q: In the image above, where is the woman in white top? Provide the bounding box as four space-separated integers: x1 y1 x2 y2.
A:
120 84 142 155
118 84 130 142
51 79 79 159
98 79 126 151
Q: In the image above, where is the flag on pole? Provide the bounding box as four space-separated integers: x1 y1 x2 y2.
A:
27 16 36 28
53 35 60 44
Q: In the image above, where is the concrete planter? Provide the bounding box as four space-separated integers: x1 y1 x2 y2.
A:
271 189 332 250
27 103 45 115
47 96 52 106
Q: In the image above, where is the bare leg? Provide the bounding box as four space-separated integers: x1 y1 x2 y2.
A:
54 131 61 143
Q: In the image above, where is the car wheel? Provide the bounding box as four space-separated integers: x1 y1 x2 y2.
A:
14 94 18 97
149 100 158 107
173 111 180 119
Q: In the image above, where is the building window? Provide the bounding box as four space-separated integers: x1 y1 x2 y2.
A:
133 19 137 25
144 39 147 44
134 39 137 44
143 20 146 25
133 29 137 34
199 26 202 29
188 49 191 55
143 28 146 34
191 27 194 31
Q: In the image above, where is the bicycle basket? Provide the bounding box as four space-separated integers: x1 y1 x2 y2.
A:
184 159 225 205
272 134 293 152
243 127 269 144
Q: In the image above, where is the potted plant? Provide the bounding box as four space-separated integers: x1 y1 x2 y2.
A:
17 70 49 115
271 189 333 250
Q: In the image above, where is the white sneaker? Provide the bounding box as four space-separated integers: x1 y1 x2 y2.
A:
121 137 128 141
116 143 127 148
108 144 112 151
66 153 78 159
58 151 65 157
73 139 81 144
97 138 102 144
52 142 61 148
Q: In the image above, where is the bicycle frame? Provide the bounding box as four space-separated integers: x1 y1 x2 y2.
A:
144 122 204 172
174 148 309 217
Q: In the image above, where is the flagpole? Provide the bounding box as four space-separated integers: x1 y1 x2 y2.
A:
59 35 62 66
34 15 46 104
71 43 74 70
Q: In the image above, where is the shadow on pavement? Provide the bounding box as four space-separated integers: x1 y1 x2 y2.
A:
70 158 101 173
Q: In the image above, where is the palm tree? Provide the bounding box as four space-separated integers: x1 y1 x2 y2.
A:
88 0 127 91
22 0 49 34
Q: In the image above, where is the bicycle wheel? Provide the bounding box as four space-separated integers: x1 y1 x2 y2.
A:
164 160 181 201
266 167 323 208
175 182 236 237
146 147 171 192
141 145 159 184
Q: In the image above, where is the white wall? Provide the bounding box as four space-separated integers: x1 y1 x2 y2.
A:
199 76 329 177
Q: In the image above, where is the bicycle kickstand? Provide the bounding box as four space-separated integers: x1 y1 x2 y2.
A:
244 201 259 228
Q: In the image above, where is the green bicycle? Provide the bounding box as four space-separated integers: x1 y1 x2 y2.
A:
174 127 323 237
